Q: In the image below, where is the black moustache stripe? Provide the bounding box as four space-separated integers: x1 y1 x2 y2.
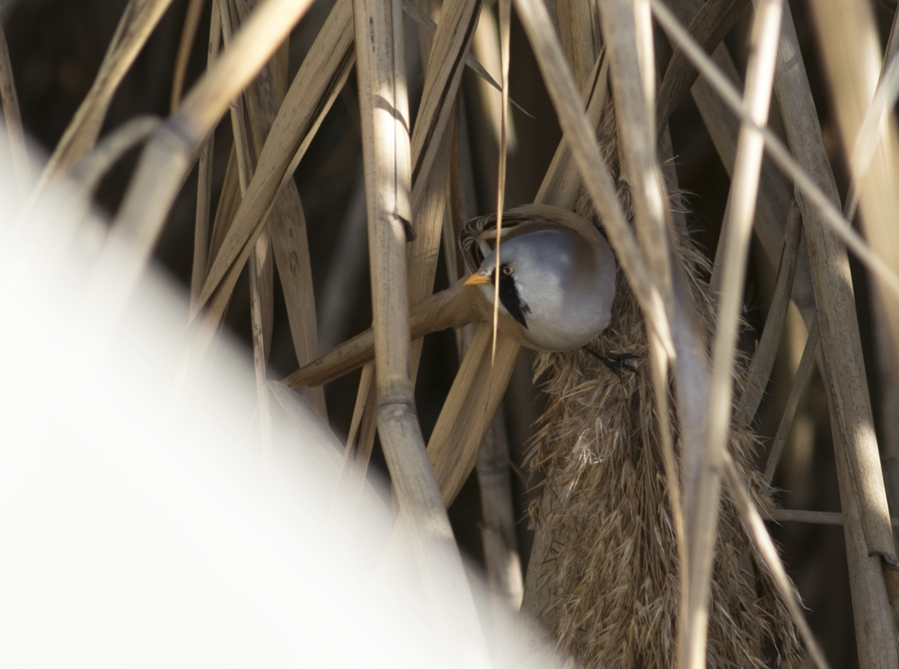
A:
497 269 530 329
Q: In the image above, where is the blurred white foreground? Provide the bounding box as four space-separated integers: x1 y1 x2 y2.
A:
0 138 558 667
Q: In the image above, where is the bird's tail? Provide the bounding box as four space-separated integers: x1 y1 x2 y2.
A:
282 278 480 388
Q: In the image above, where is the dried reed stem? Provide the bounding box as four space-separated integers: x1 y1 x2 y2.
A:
352 0 486 656
688 2 783 666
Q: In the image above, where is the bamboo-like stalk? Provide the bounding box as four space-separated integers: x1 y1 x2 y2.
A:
352 0 486 657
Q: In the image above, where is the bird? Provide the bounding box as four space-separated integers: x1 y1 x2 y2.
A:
283 204 618 389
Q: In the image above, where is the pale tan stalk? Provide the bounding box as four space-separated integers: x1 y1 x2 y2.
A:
597 0 672 320
721 451 831 669
491 0 510 359
679 2 784 665
353 0 487 656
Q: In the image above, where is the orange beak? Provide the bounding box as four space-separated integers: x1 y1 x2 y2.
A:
464 273 491 286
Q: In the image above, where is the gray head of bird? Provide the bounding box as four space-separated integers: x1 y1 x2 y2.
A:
464 227 617 352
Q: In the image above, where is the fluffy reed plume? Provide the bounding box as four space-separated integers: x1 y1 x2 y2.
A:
522 111 804 668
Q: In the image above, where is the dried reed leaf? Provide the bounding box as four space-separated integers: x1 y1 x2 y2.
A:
535 52 608 209
36 0 175 190
735 201 801 427
409 0 481 189
196 0 354 310
208 148 241 266
220 0 277 452
402 0 507 99
230 0 326 418
427 325 520 506
171 0 207 110
656 0 747 128
555 0 601 91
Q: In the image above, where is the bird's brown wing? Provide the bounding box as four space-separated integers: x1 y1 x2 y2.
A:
460 204 605 272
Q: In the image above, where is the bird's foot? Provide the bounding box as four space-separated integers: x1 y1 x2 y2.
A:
583 348 640 381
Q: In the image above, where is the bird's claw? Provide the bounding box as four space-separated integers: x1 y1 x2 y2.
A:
583 348 640 381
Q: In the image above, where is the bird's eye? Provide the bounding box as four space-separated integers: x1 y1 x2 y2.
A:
501 264 514 276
